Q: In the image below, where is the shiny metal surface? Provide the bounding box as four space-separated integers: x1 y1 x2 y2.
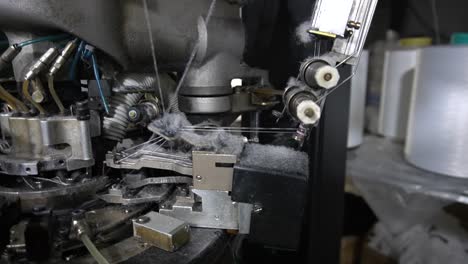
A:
192 151 236 192
106 151 193 176
348 50 368 148
0 114 95 175
133 212 190 252
0 177 107 212
103 93 142 141
178 95 232 114
405 46 468 178
99 184 171 205
160 189 241 230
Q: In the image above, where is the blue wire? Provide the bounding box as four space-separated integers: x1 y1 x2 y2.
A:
69 41 85 80
17 34 70 48
91 53 110 115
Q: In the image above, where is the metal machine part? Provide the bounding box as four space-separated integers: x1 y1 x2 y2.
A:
0 45 22 72
308 0 355 38
299 58 340 89
178 95 232 114
99 184 171 205
160 188 252 233
283 86 321 125
192 151 236 192
112 73 176 108
128 99 161 127
0 0 379 262
133 212 190 252
0 0 240 70
48 39 78 77
308 0 378 65
0 177 107 212
103 93 143 141
106 150 193 176
0 114 96 175
24 47 58 80
177 16 248 114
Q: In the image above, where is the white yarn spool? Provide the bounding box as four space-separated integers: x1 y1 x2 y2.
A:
405 46 468 178
378 48 419 140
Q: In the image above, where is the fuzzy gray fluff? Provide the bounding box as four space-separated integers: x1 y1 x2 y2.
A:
296 21 313 44
148 113 191 139
239 143 308 176
287 77 302 88
148 113 245 155
180 130 245 156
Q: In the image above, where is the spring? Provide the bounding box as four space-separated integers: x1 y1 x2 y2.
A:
102 93 142 141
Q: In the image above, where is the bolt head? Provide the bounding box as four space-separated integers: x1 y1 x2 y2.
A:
31 90 45 103
136 216 150 224
196 175 202 181
128 109 138 119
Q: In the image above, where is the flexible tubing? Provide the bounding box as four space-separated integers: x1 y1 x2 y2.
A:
47 76 65 114
80 234 110 264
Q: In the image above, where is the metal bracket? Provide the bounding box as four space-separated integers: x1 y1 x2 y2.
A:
133 212 190 252
160 189 252 233
192 151 236 192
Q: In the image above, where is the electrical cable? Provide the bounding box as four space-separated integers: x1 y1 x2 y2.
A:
17 34 70 48
91 53 110 115
69 41 85 80
48 75 65 114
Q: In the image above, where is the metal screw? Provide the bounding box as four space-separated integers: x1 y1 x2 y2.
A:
214 215 220 221
253 204 263 214
32 90 45 103
324 73 333 82
136 216 150 224
196 175 202 181
128 109 138 120
347 21 361 30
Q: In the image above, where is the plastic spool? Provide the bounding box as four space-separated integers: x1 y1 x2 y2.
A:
347 50 369 148
378 48 419 140
405 46 468 178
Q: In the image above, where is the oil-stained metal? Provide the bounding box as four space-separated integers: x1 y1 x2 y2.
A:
133 211 190 252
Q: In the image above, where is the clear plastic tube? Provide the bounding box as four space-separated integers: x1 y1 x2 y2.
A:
47 76 65 114
0 83 27 111
80 234 110 264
